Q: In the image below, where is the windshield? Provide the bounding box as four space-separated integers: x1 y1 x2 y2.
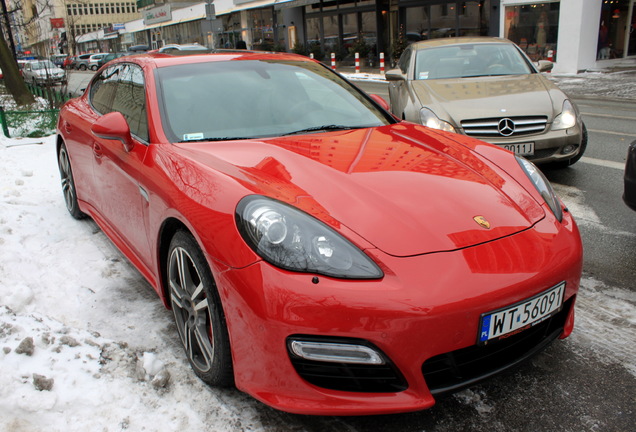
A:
414 43 534 80
156 59 392 142
32 61 57 70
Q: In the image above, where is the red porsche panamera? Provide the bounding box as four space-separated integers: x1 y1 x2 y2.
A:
56 51 582 415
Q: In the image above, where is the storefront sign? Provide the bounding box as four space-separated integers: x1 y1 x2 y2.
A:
50 18 65 29
143 5 172 25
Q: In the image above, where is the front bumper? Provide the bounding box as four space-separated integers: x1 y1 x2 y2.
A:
466 123 583 165
212 211 582 415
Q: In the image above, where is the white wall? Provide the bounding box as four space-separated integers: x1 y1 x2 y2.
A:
553 0 602 73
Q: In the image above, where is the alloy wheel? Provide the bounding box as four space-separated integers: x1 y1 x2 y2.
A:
168 246 215 373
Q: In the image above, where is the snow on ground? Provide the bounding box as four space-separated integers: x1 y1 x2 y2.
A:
0 134 635 431
0 136 263 431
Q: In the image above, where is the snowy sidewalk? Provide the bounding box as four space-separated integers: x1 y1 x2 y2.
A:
340 67 636 102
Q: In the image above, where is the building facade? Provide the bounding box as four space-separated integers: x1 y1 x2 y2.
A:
15 0 636 73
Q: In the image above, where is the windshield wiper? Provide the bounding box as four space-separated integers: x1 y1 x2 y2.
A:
178 137 251 143
283 125 362 136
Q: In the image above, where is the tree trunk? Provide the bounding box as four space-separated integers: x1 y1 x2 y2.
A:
0 35 35 106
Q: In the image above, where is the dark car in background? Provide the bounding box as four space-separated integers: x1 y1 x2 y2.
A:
96 52 127 69
50 54 67 67
624 140 636 211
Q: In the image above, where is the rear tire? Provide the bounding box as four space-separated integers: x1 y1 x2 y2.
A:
167 230 234 387
57 143 86 219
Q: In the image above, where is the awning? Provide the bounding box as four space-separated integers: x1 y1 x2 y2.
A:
274 0 318 10
141 14 206 31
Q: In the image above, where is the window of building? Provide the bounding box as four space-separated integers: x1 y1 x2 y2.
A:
504 2 560 61
248 8 275 50
598 0 636 59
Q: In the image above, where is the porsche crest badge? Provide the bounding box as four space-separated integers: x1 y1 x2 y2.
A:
473 216 491 229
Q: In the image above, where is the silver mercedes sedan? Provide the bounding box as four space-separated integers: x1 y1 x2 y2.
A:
386 37 587 166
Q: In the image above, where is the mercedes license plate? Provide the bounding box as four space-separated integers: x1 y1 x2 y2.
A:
478 282 565 344
501 142 534 155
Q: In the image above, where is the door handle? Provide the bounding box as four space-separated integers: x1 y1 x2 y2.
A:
92 142 103 158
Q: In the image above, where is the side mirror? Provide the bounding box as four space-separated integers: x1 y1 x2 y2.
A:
91 111 134 152
536 60 554 73
369 94 390 111
385 69 406 82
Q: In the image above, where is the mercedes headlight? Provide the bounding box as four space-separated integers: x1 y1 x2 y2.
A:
236 196 383 279
516 156 563 222
552 100 578 131
420 108 456 133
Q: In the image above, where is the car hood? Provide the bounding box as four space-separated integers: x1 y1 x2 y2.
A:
412 74 555 121
176 124 545 257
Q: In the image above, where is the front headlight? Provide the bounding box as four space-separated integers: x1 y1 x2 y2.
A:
552 100 578 130
516 156 563 222
420 108 456 133
236 196 383 279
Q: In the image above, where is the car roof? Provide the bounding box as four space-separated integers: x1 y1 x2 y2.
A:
410 36 514 49
112 50 312 69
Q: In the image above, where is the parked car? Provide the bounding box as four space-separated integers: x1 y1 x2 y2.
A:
88 53 109 70
56 51 582 416
157 43 207 54
96 52 127 68
127 44 149 53
16 59 29 76
63 56 75 69
624 140 636 211
50 54 67 67
72 53 99 70
22 60 66 85
386 37 587 167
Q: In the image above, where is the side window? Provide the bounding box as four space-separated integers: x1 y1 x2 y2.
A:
90 65 121 114
112 64 148 142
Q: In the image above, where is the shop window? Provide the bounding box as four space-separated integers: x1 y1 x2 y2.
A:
430 3 457 38
248 8 275 50
598 0 634 59
504 3 559 61
459 1 489 37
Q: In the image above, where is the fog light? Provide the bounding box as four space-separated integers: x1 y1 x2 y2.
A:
289 340 385 365
562 144 576 155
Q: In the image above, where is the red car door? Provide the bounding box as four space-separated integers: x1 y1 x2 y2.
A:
90 63 153 270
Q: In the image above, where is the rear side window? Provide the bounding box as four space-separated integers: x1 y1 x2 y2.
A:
90 65 121 114
89 63 148 142
112 64 148 142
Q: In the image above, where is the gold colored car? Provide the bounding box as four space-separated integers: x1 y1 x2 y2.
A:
386 37 587 166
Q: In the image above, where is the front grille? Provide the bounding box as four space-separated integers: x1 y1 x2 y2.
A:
461 116 548 137
287 336 408 393
422 297 573 395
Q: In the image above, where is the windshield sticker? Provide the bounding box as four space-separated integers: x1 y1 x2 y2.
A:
183 133 204 141
418 71 429 80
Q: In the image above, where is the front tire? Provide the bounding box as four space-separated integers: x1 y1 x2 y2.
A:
167 231 234 387
58 143 85 219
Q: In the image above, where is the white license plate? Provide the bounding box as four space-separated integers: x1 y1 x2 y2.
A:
501 142 534 155
478 282 565 344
